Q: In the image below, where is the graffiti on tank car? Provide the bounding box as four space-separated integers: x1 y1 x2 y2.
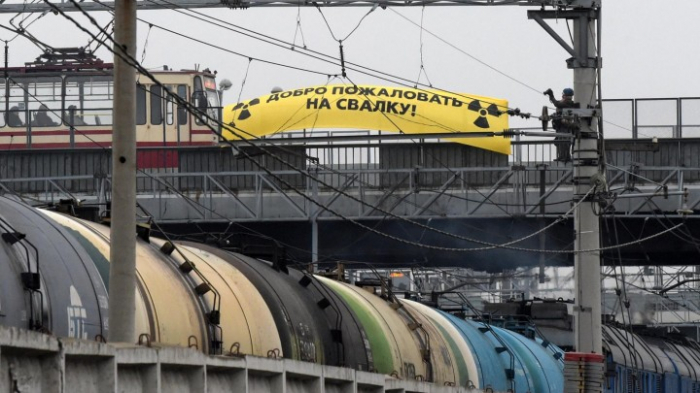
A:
404 362 416 380
297 322 317 363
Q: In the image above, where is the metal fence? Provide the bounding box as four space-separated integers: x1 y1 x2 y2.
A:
2 138 700 196
601 97 700 139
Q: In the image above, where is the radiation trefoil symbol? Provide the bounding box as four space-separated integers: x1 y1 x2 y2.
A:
468 100 501 129
232 98 260 121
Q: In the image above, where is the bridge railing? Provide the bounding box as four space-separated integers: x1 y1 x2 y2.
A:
1 138 700 195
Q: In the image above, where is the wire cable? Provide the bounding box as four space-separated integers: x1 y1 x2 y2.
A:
36 1 688 255
414 6 433 88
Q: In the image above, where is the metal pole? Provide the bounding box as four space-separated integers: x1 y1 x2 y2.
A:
573 13 602 354
311 171 319 268
108 0 137 343
539 164 546 284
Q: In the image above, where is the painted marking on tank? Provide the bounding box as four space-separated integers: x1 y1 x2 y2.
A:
297 322 318 363
68 285 88 339
98 295 108 309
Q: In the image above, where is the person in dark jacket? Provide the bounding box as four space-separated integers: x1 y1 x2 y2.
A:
6 106 23 127
33 104 57 127
64 105 87 126
544 87 577 162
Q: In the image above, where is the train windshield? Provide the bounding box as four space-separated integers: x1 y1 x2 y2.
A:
193 76 220 126
203 77 219 109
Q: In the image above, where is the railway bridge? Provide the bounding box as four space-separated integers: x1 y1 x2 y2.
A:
1 97 699 270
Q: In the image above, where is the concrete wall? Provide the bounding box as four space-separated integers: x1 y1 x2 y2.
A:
0 325 483 393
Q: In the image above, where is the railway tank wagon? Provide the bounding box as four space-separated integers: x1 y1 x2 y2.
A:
40 208 284 356
603 325 700 393
0 197 108 339
182 243 375 371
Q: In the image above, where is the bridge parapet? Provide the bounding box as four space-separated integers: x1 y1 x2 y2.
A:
0 138 698 222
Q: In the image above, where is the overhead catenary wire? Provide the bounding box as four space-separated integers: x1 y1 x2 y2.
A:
139 22 153 68
313 2 378 43
604 212 640 376
236 57 253 104
291 6 308 49
0 26 326 258
17 2 689 255
28 0 690 255
414 6 433 88
133 15 335 77
0 26 497 259
118 0 521 113
0 71 668 262
73 0 643 144
0 1 688 314
1 16 508 258
390 7 542 96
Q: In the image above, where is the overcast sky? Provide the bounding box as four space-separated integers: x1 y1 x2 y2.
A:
1 0 699 131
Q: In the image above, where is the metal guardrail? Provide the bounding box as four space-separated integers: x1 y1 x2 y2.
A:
1 137 700 220
1 164 697 222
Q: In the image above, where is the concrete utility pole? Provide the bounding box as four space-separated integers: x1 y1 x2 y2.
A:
572 12 602 355
529 2 603 354
108 0 137 343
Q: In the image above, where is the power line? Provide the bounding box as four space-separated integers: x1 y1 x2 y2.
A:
35 0 688 255
122 0 521 113
390 8 542 96
2 19 514 257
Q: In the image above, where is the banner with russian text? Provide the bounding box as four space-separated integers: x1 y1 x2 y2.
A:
222 85 510 154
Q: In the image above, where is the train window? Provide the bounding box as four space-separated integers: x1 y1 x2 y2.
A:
0 83 6 127
136 84 147 125
65 76 114 126
204 77 220 123
7 81 26 127
150 85 163 125
165 85 174 126
193 76 206 125
177 85 187 125
12 76 62 127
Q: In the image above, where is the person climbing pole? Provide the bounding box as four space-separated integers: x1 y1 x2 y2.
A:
544 87 577 162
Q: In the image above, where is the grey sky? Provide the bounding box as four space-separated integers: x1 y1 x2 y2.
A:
1 0 699 131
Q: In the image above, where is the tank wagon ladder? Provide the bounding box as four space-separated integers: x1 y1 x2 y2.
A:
450 292 517 390
398 304 433 383
684 339 700 365
604 325 646 393
476 320 516 391
668 341 700 388
160 231 224 355
139 207 224 355
0 217 44 332
297 271 348 367
680 340 700 393
501 313 564 365
375 268 435 383
158 236 223 354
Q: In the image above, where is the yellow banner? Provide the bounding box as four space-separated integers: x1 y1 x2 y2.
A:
222 85 510 154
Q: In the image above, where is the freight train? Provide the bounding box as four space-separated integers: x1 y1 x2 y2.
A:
2 197 700 392
1 195 564 392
